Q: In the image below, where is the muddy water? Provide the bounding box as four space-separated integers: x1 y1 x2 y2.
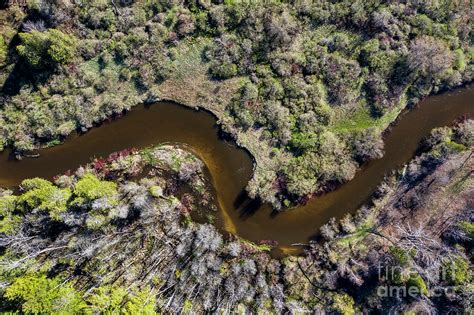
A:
0 86 473 255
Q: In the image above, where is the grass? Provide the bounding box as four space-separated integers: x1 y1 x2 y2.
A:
332 106 375 132
167 38 210 81
336 225 372 246
331 93 407 133
156 37 243 115
447 164 473 194
240 239 272 252
81 55 122 79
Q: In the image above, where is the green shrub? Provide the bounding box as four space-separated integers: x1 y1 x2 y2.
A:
444 256 470 285
73 174 118 206
407 274 429 296
0 195 21 234
389 246 411 266
210 61 238 79
410 14 433 35
459 221 474 238
18 178 71 220
0 36 7 65
4 274 86 314
17 29 77 68
289 132 319 153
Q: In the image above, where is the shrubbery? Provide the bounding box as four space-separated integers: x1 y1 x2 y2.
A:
17 29 76 68
0 36 7 65
0 0 471 209
18 178 71 220
205 1 472 207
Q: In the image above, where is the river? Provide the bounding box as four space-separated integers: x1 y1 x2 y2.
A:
0 86 472 255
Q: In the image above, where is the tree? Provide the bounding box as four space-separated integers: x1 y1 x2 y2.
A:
454 119 473 147
121 287 157 314
0 195 17 217
407 36 454 78
85 285 157 314
0 195 21 234
350 128 384 163
176 10 196 36
73 174 118 229
263 9 297 50
17 29 76 68
86 285 127 313
228 82 259 129
18 178 71 220
410 14 433 35
330 293 355 315
443 256 470 285
284 154 319 196
73 174 118 206
4 274 86 314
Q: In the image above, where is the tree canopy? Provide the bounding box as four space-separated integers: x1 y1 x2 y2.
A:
17 29 76 68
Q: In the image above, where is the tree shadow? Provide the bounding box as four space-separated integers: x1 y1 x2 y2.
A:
233 189 248 209
2 62 27 95
269 208 282 219
2 60 55 96
234 190 262 219
1 32 55 97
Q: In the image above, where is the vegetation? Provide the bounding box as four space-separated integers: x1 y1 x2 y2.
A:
0 2 472 313
5 274 86 314
0 1 471 208
0 36 7 65
18 177 71 220
17 29 76 68
0 120 473 313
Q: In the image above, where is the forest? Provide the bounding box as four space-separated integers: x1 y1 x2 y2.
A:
0 0 472 313
0 121 472 313
0 0 471 207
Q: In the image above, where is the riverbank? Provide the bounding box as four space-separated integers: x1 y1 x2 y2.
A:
1 121 472 314
1 2 472 210
1 86 473 254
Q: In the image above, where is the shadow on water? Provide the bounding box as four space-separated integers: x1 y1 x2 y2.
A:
233 190 248 209
237 197 262 220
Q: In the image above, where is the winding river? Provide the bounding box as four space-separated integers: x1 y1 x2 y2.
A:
0 86 472 255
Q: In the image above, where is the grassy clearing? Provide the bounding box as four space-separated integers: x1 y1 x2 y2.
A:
331 94 407 133
156 37 242 115
167 38 210 81
336 225 372 246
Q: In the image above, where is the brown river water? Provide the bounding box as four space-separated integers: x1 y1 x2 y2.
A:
0 86 472 255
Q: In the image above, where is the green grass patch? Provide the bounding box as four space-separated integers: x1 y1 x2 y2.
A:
44 139 62 148
167 37 211 81
332 106 375 132
336 225 372 246
240 239 272 252
332 94 407 133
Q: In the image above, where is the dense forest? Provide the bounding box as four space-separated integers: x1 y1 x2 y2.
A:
0 1 473 313
0 0 471 208
1 121 473 313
